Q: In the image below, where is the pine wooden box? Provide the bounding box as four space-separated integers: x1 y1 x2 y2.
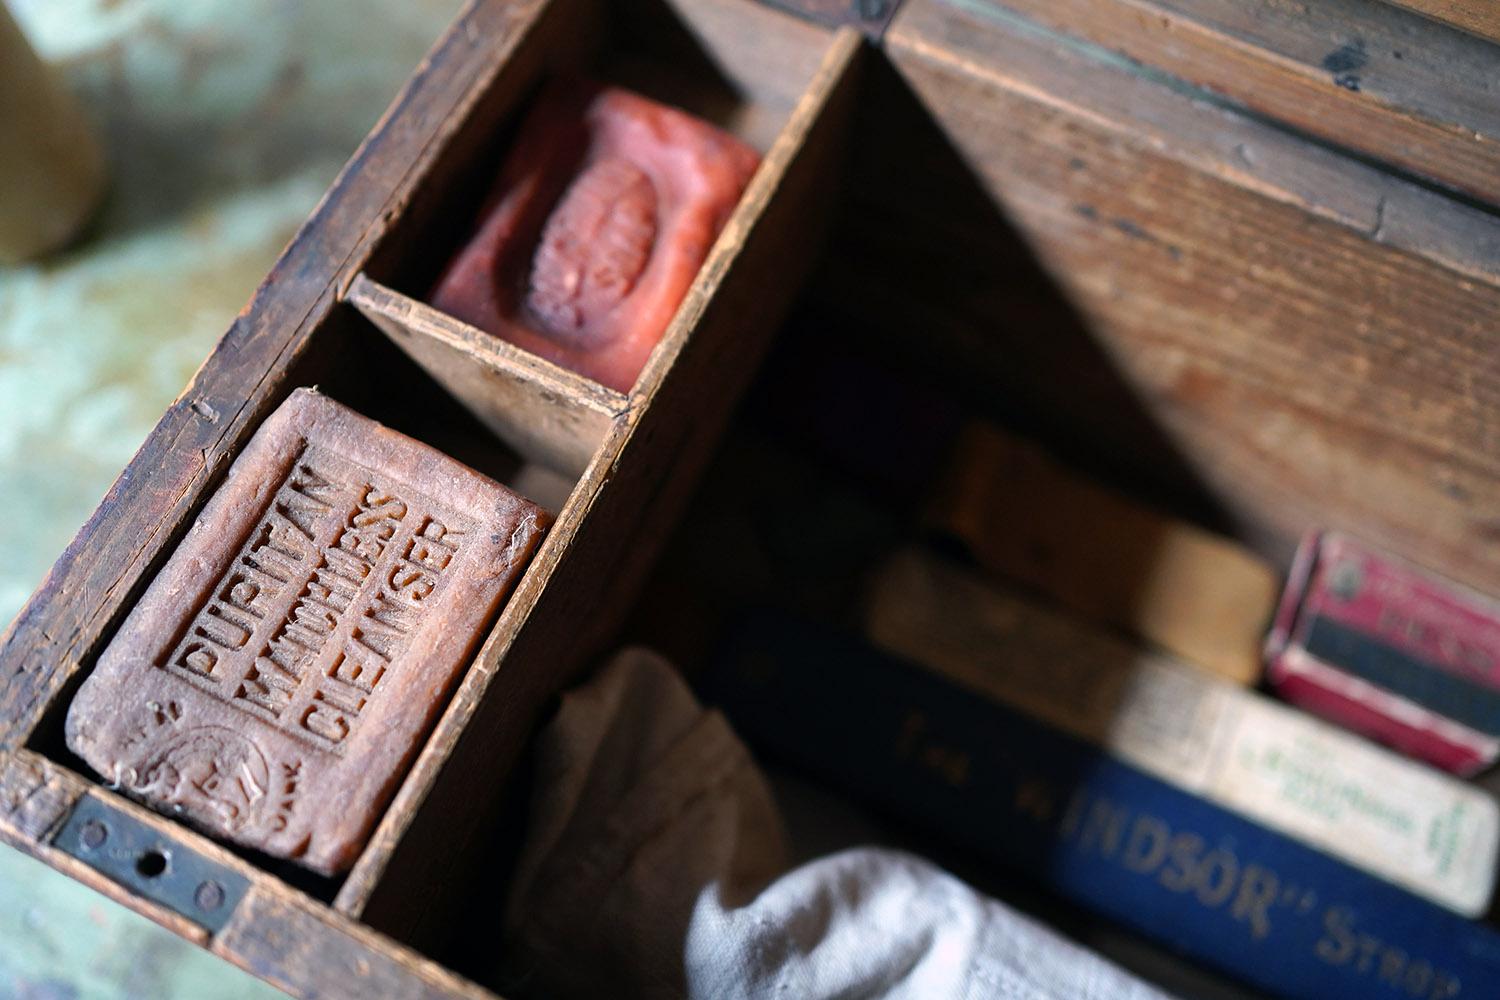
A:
1 0 1497 996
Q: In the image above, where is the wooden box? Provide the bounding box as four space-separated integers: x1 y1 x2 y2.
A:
1 0 1496 995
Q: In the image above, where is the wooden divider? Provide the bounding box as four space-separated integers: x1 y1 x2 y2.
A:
337 25 866 937
347 273 629 479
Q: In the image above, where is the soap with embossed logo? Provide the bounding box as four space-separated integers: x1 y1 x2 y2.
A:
65 389 550 874
429 79 760 393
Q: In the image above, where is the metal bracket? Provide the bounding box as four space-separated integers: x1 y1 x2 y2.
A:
53 795 250 934
759 0 904 38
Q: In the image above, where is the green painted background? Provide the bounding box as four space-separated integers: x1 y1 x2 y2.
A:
0 1 461 995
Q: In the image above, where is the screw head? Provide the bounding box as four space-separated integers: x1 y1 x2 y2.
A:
194 880 226 912
79 819 108 850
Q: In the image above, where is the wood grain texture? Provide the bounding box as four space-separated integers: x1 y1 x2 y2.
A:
344 27 863 946
0 753 243 949
0 749 79 845
972 0 1500 206
348 273 628 478
868 0 1500 285
0 0 559 750
863 0 1500 596
218 891 492 1000
0 751 499 998
1379 0 1500 47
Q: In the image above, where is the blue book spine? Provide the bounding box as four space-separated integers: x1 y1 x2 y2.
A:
702 610 1500 1000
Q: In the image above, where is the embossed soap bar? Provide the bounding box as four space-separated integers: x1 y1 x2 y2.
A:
430 79 760 393
65 389 550 874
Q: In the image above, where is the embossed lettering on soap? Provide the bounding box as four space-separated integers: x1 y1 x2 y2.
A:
158 447 473 753
65 389 550 874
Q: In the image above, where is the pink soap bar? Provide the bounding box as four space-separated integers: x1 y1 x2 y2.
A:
430 80 760 393
1265 531 1500 775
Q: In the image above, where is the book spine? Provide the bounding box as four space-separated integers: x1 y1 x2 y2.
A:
703 611 1500 1000
865 549 1499 916
925 421 1276 684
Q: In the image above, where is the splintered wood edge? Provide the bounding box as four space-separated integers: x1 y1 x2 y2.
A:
328 26 867 918
629 27 867 405
0 749 493 999
345 273 631 419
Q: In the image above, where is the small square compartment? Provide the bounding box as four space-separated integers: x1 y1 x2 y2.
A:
341 0 849 479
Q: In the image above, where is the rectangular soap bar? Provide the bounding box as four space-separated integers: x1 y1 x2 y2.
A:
65 389 551 875
1266 531 1500 776
927 422 1277 684
866 548 1500 916
430 79 760 394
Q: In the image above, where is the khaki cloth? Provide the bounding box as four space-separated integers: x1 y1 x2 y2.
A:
503 649 1173 1000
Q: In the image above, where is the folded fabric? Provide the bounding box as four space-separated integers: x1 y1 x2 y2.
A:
502 648 1175 1000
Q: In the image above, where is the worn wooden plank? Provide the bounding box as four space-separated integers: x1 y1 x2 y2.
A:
4 759 297 993
347 274 628 478
218 891 494 1000
860 0 1500 596
0 750 80 846
344 27 863 946
0 0 560 749
0 750 497 998
1379 0 1500 47
0 753 239 949
875 0 1500 284
967 0 1500 206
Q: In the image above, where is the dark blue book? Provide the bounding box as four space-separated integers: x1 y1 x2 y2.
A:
701 610 1500 1000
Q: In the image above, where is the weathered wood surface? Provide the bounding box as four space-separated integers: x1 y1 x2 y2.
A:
839 0 1500 597
218 891 493 1000
974 0 1500 207
344 26 863 945
1380 0 1500 47
866 1 1500 284
0 750 80 846
349 274 628 479
0 750 495 998
0 0 557 749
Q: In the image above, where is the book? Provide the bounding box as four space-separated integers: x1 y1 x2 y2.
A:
865 548 1499 917
703 609 1500 1000
926 422 1276 684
